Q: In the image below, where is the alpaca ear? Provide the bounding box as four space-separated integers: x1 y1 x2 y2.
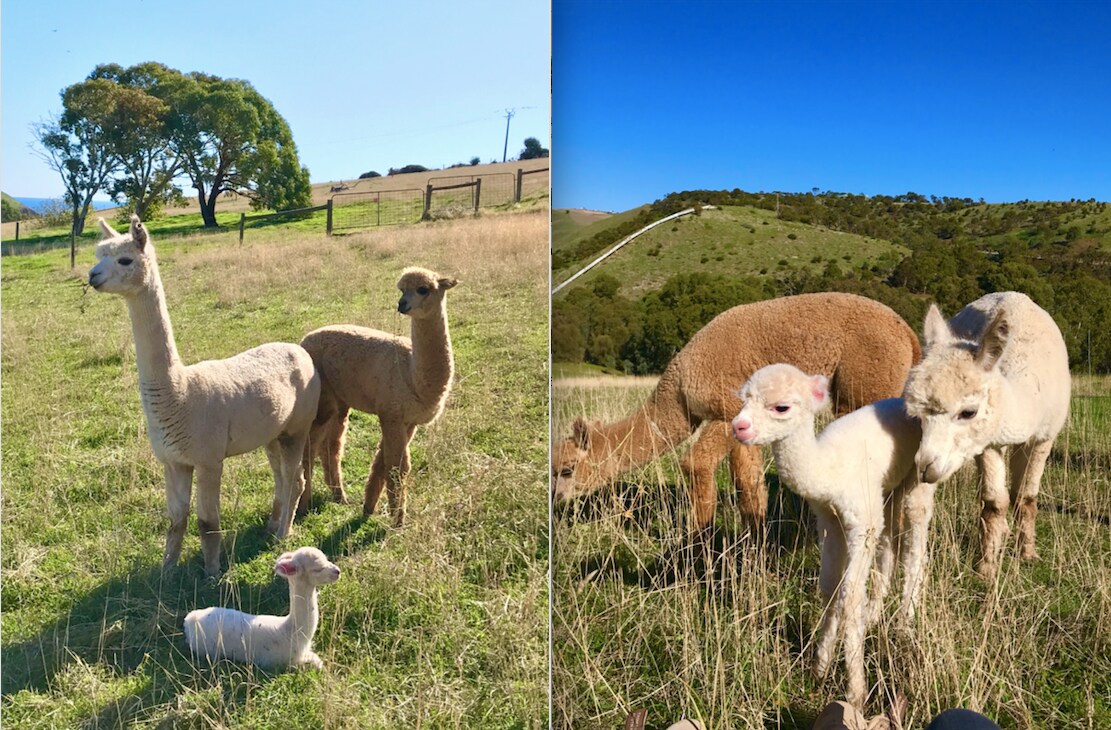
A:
129 214 148 251
98 218 119 239
809 374 830 410
438 277 458 290
922 304 951 349
275 555 299 577
571 417 591 451
975 310 1009 371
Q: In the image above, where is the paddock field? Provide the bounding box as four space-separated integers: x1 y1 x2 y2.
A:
551 374 1110 729
1 209 550 727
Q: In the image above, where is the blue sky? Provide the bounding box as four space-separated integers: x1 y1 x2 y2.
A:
553 0 1111 212
1 1 549 199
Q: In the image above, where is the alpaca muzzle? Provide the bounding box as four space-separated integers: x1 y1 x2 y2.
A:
732 414 757 444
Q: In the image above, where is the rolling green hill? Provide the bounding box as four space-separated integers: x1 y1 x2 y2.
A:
553 189 1111 374
553 204 908 298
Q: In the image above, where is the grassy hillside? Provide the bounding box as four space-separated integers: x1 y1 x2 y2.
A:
554 205 907 299
552 207 644 256
551 376 1111 729
1 210 549 727
0 158 550 250
553 191 1111 374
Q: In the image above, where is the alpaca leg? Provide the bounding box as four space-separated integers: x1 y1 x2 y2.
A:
976 447 1009 580
363 443 387 516
869 488 904 627
195 462 224 577
298 430 315 518
265 441 285 533
729 440 766 528
899 480 937 621
162 462 194 570
840 527 875 709
1010 440 1052 562
322 408 350 503
271 433 308 539
374 421 415 527
679 422 728 530
814 506 847 679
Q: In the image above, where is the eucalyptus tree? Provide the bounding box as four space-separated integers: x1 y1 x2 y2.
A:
167 73 312 226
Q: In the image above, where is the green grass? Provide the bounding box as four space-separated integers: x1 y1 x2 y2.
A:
1 210 550 728
551 206 647 256
551 377 1111 730
552 205 908 298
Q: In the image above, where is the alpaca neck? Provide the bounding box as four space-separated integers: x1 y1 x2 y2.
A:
410 304 453 403
769 421 826 502
126 275 183 390
285 583 319 650
588 389 694 482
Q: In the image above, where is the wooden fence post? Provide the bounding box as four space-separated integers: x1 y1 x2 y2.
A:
423 183 433 220
239 213 246 245
326 198 333 236
15 221 20 242
516 168 523 203
474 178 482 214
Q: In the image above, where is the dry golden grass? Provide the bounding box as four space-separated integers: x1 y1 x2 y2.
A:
552 376 1111 729
2 209 550 727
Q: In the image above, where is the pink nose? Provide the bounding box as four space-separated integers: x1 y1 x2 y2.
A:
732 415 754 442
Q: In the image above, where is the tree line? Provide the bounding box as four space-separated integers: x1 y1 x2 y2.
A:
554 190 1111 373
34 62 312 236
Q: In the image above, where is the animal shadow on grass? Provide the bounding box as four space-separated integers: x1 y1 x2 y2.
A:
567 473 817 592
69 515 385 729
1 511 382 722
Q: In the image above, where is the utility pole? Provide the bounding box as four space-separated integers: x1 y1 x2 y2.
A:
502 109 515 163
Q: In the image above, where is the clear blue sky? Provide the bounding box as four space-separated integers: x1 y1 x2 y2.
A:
1 1 549 199
553 0 1111 212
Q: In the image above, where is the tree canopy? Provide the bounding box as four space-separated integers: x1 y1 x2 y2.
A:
519 137 549 160
34 62 312 231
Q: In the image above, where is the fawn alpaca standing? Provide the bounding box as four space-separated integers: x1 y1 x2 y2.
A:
732 364 933 708
88 216 320 576
300 267 457 525
903 292 1070 580
553 293 920 529
184 546 341 669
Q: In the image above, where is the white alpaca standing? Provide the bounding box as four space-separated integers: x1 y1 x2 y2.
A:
88 216 321 576
731 364 935 708
184 546 341 669
299 267 456 525
903 291 1070 580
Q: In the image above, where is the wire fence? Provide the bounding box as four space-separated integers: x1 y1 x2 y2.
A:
329 189 424 232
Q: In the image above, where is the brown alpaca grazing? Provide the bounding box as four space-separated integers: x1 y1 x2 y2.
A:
300 267 456 526
553 293 921 530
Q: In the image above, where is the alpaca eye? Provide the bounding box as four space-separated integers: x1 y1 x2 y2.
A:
774 404 791 414
558 467 574 478
417 286 430 296
958 408 978 420
119 257 133 266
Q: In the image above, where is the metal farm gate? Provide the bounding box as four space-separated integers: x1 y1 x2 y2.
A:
329 188 424 232
424 172 517 218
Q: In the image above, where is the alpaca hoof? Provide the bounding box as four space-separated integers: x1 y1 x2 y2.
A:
332 489 349 505
1020 547 1039 562
974 560 998 582
301 651 323 670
